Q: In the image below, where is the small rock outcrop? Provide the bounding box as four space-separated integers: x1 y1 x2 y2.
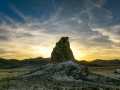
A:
51 37 75 62
114 69 120 74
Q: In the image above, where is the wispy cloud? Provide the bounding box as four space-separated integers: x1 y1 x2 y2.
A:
10 5 28 20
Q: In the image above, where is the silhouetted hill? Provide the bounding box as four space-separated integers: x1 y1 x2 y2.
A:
21 57 50 66
0 57 49 69
0 58 120 69
0 58 20 69
78 59 120 67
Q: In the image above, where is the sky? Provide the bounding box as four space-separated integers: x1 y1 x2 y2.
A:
0 0 120 61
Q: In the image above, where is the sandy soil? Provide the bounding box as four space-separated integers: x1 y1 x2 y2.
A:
93 71 120 79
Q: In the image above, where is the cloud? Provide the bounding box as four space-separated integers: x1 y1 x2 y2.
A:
79 11 89 23
52 0 56 10
0 35 9 41
4 3 117 45
83 0 112 28
0 49 6 54
90 35 112 43
0 48 17 55
0 28 10 34
10 5 28 20
15 32 34 38
92 25 120 43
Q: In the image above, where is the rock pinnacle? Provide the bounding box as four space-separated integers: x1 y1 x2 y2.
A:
51 37 75 62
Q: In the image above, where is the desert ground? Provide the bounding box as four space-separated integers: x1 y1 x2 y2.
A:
0 66 120 80
89 67 120 79
0 66 37 80
0 65 119 90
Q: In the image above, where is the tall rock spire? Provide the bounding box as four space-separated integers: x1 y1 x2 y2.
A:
51 37 75 62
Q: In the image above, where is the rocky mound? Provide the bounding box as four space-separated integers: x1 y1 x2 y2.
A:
51 37 75 62
23 60 89 81
20 60 120 90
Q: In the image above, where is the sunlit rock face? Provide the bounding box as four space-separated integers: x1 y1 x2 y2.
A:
51 37 75 62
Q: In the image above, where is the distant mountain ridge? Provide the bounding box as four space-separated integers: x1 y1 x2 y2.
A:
21 57 50 66
78 59 120 66
0 57 49 69
0 58 120 69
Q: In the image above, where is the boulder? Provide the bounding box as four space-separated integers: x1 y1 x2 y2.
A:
114 69 120 74
51 37 75 62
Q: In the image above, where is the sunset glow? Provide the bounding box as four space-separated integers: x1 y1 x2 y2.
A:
33 46 52 58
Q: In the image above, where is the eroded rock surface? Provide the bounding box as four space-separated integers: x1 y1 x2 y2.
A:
51 37 75 62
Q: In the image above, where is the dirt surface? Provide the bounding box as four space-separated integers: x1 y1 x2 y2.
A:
93 71 120 79
0 67 35 80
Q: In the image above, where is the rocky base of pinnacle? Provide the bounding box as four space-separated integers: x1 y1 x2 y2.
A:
22 60 89 81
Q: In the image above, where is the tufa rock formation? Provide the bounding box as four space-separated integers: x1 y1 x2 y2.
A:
51 37 75 62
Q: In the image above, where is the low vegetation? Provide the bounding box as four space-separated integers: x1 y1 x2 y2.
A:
89 66 120 72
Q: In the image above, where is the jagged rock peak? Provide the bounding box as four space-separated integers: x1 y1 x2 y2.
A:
51 37 75 62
